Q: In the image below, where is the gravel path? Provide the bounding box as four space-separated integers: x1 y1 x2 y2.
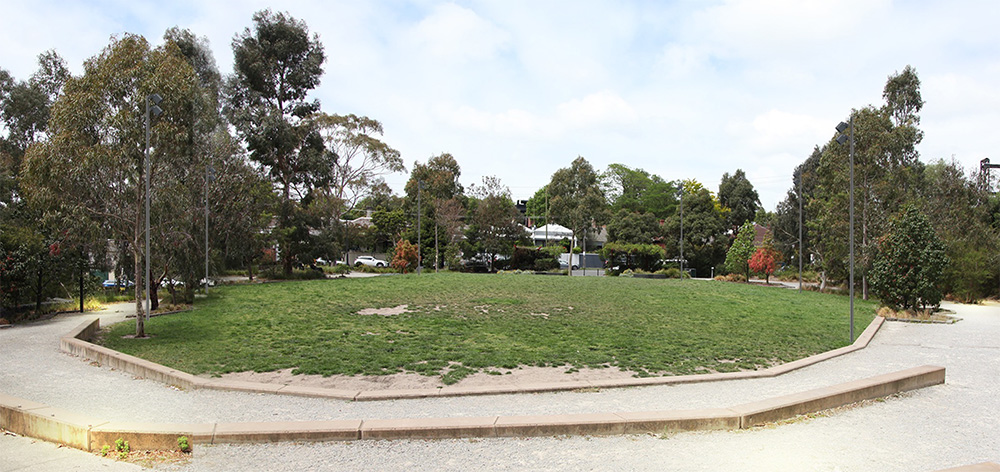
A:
2 301 999 471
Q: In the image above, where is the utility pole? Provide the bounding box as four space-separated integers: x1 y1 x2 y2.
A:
979 158 1000 296
417 180 424 274
836 117 855 342
678 186 684 279
143 92 163 336
205 164 214 294
798 169 803 292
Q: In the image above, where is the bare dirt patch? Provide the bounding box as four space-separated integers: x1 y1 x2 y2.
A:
356 305 413 316
217 364 640 391
877 306 960 324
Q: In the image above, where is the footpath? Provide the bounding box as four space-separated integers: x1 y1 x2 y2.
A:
1 301 998 471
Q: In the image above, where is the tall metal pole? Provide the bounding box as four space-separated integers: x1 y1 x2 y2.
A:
545 188 549 244
849 115 855 342
142 93 162 333
204 165 211 295
679 187 684 279
416 180 422 274
144 97 151 328
798 169 803 292
79 247 85 312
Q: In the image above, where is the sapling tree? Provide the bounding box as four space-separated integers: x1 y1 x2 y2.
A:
725 221 756 282
749 242 780 284
869 206 948 312
391 239 418 273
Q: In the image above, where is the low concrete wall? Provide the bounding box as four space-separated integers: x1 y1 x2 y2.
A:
936 463 1000 472
0 392 105 451
731 365 946 427
0 365 946 451
60 316 887 401
61 319 206 391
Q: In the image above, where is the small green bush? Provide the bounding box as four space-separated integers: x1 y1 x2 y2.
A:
541 245 564 259
177 436 191 453
261 267 326 280
114 438 130 460
715 273 746 283
352 265 397 274
534 258 559 271
330 264 351 275
662 268 682 278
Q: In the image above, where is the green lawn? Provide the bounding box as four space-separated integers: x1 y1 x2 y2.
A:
101 273 875 384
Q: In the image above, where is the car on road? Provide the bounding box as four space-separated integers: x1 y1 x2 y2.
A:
559 260 579 270
355 255 388 267
102 279 134 289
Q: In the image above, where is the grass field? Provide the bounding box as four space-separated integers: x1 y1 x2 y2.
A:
101 273 876 384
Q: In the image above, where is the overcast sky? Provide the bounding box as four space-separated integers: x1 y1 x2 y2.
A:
3 0 998 210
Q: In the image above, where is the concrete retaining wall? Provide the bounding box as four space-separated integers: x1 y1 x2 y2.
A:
59 316 887 401
0 365 945 451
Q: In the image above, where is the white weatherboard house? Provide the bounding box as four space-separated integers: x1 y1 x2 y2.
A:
530 223 608 250
530 223 574 245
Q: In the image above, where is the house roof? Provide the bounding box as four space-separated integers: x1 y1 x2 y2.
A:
753 223 770 246
530 224 574 240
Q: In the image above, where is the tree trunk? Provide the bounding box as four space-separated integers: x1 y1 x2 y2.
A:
281 182 293 276
150 283 159 311
167 284 177 305
133 200 145 337
79 247 85 313
861 179 869 300
133 244 144 337
34 263 44 315
149 262 159 312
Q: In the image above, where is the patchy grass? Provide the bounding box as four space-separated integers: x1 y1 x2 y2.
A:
100 273 875 384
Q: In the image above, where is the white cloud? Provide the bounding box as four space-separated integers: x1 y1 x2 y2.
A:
433 90 637 140
741 109 831 153
556 91 638 129
4 0 1000 210
690 0 891 57
657 43 711 77
408 3 510 62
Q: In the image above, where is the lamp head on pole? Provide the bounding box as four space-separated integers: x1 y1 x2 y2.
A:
148 93 163 117
835 121 848 134
836 134 849 145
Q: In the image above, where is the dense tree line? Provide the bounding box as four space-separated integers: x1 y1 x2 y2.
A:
3 10 990 327
769 65 1000 307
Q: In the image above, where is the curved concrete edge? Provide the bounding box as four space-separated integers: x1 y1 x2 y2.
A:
61 320 207 392
936 464 1000 472
60 316 886 401
0 365 945 451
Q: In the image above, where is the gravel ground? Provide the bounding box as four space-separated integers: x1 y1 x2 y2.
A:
2 301 998 471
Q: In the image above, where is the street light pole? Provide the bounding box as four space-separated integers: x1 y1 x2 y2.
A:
205 164 214 294
798 168 803 292
836 116 855 342
144 93 163 335
417 180 424 274
678 186 684 279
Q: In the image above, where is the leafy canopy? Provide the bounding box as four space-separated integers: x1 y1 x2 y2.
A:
725 221 756 281
870 206 948 312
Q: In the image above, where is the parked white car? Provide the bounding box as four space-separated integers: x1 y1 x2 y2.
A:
355 255 388 267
